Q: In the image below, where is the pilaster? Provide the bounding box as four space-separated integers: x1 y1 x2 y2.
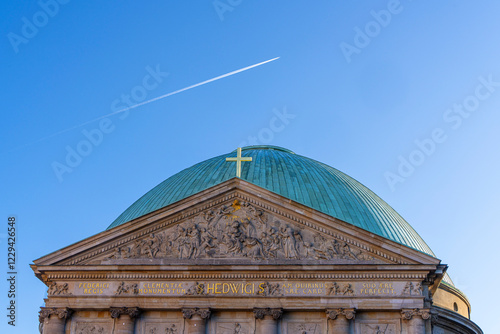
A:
182 308 211 334
401 308 431 334
253 308 283 334
110 307 141 334
39 307 72 334
326 308 356 334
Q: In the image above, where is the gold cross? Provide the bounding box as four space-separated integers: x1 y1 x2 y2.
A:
226 147 252 178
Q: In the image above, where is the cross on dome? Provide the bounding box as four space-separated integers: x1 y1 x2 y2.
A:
225 147 252 178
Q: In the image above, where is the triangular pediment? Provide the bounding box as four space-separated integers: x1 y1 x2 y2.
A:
33 179 439 269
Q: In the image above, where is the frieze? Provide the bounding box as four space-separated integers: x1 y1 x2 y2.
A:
101 201 375 264
56 191 415 267
47 280 424 298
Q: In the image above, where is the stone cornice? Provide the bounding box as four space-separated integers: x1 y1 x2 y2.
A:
42 271 429 281
431 306 483 334
438 281 471 311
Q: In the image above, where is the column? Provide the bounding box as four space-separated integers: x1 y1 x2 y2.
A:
325 308 356 334
253 308 283 334
39 307 72 334
182 308 211 334
110 307 141 334
401 309 430 334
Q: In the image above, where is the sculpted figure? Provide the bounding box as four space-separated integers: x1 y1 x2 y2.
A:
281 225 299 259
116 282 128 295
199 227 217 257
226 220 244 254
142 233 160 258
243 236 264 259
302 241 314 258
241 217 257 238
203 210 216 225
48 282 57 295
342 283 354 295
173 225 191 259
267 226 281 257
49 282 70 295
312 235 329 260
260 232 276 258
130 239 142 258
403 282 413 295
328 282 340 295
258 281 282 296
326 239 341 258
187 225 201 258
185 282 206 295
165 324 178 334
158 233 172 257
219 204 235 217
77 323 104 334
366 325 388 334
340 242 358 260
60 283 69 294
151 233 161 258
119 246 130 259
293 230 308 257
109 247 122 260
414 283 422 295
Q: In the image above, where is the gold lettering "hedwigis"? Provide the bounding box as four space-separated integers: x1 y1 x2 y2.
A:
207 282 255 294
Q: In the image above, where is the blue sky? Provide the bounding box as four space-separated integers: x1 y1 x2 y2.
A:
2 0 500 332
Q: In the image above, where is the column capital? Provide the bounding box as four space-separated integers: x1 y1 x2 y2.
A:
401 308 431 320
182 307 211 320
39 307 73 323
253 308 283 320
325 308 356 320
109 307 142 319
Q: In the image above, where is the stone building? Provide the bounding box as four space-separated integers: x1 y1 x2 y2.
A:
32 146 482 333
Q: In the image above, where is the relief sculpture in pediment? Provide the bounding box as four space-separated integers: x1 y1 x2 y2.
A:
104 200 374 263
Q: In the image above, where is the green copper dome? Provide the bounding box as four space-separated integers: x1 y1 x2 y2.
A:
108 146 434 256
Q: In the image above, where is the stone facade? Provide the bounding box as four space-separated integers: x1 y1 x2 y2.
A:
32 179 482 333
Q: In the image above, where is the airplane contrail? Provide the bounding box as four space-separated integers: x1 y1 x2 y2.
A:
8 56 280 152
